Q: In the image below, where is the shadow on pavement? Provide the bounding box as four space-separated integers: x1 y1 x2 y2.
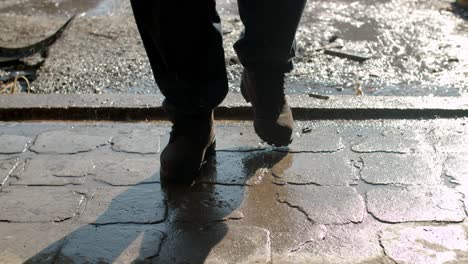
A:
25 150 290 263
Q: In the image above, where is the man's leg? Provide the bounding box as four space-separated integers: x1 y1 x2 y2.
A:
131 0 228 183
235 0 307 146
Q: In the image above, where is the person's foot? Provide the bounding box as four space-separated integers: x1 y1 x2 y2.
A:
160 101 216 184
240 69 294 146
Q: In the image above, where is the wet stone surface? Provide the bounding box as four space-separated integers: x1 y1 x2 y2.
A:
156 224 271 264
10 156 94 186
92 156 160 186
435 133 468 153
80 185 166 224
360 153 442 185
111 129 163 154
30 130 111 154
0 134 31 154
0 120 467 263
351 130 430 154
277 185 365 224
56 224 165 264
380 224 468 264
289 129 345 153
0 187 85 223
367 186 466 223
271 153 357 186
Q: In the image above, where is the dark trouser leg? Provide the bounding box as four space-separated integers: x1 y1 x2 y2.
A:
130 0 228 112
235 0 307 73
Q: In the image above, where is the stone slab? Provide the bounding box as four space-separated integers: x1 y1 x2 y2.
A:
444 155 468 185
30 130 110 154
289 129 345 153
92 156 160 186
0 187 85 222
156 224 271 264
111 129 163 154
79 185 166 224
11 156 95 186
277 186 365 224
0 134 31 154
351 130 431 154
273 219 390 264
56 224 165 264
380 224 468 264
0 223 74 264
271 153 356 186
360 153 442 185
367 186 465 223
435 133 468 153
0 157 18 186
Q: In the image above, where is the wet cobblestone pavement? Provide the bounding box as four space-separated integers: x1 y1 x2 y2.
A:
0 119 467 263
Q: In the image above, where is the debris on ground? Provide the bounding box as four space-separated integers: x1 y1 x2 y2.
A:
324 49 372 63
0 76 31 94
308 93 330 100
302 127 312 133
355 82 364 96
0 15 75 63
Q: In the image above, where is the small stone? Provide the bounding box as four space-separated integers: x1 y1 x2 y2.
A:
30 130 110 154
0 134 31 154
367 186 465 223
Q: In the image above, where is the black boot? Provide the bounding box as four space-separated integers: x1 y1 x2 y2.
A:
241 70 294 146
160 101 216 184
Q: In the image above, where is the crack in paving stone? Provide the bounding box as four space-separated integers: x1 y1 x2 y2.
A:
276 198 315 223
0 157 19 186
377 232 399 264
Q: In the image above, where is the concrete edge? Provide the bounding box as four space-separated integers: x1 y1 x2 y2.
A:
0 94 467 121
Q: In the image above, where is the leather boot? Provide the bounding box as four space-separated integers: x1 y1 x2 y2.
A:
240 70 294 146
160 101 216 184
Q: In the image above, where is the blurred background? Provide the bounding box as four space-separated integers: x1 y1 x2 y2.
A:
0 0 467 96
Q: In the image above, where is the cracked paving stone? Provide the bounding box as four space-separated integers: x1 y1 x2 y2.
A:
93 157 159 186
380 224 468 264
55 224 165 264
360 153 442 185
0 157 18 186
0 134 31 154
156 224 270 264
352 130 430 154
444 155 468 186
289 129 345 153
367 186 466 223
30 130 110 154
271 153 356 186
80 184 166 224
166 185 244 224
10 156 95 186
199 151 288 186
0 187 85 223
277 186 365 224
273 219 390 264
436 133 468 153
0 223 75 263
111 130 163 154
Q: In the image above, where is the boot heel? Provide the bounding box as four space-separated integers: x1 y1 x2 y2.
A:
240 78 251 103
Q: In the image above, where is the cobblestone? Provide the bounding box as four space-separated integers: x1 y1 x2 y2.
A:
360 153 442 185
111 129 163 154
0 134 31 154
367 186 466 223
30 130 111 154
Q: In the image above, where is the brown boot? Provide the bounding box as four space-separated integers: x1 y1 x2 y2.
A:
160 101 216 184
240 70 294 146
